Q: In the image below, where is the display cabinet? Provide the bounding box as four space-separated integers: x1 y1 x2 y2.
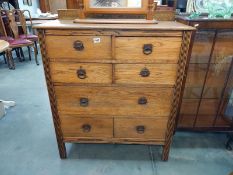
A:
176 16 233 131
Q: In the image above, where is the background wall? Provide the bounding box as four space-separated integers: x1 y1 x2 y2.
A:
18 0 40 15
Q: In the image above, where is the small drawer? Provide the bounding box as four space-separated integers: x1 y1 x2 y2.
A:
115 64 178 86
55 86 173 117
115 37 182 63
114 118 168 140
60 116 113 138
46 36 111 60
50 62 112 84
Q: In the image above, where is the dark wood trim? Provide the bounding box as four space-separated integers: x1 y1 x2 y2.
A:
192 30 218 128
162 30 194 161
38 29 67 158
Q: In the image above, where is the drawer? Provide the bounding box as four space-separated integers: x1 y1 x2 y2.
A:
46 36 111 59
50 62 112 84
60 116 113 138
114 118 168 140
115 37 182 63
115 64 177 86
55 86 173 117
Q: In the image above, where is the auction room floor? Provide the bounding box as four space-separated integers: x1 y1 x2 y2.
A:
0 52 232 175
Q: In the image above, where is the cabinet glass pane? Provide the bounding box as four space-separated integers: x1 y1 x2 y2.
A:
190 30 215 64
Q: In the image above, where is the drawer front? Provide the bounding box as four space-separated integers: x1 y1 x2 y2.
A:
115 37 182 63
50 62 112 84
46 36 111 59
55 86 173 117
60 116 113 138
114 118 168 140
115 64 177 85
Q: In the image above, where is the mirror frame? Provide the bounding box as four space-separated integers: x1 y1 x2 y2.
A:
85 0 148 14
76 0 157 20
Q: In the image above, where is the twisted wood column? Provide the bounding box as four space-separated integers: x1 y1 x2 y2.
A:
38 30 67 159
162 31 194 161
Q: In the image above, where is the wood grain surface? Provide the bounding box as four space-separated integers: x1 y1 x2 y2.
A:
114 117 168 139
50 62 112 84
60 116 113 138
55 86 173 117
46 35 111 59
115 37 181 63
115 64 178 85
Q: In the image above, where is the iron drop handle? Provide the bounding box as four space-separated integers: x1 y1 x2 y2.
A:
82 124 91 133
140 68 150 77
138 97 148 105
136 125 145 134
80 98 89 107
143 44 153 55
73 40 84 51
77 67 87 79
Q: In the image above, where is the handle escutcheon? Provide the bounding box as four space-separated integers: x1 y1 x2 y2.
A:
138 97 148 105
136 125 145 134
77 67 87 79
140 68 150 77
80 98 89 107
82 124 91 133
143 44 153 55
73 40 84 51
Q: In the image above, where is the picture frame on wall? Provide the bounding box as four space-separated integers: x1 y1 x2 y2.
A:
23 0 28 5
27 0 32 6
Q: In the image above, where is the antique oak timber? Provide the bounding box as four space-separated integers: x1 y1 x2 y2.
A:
34 2 195 161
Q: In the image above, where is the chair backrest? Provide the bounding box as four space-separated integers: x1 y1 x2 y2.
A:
6 10 19 39
14 9 33 36
0 10 9 39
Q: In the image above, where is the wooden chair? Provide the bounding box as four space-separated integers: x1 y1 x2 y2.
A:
0 9 14 69
15 9 39 55
5 10 39 65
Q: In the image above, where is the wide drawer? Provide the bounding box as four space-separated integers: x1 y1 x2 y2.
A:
50 62 112 84
115 64 178 86
114 118 168 140
46 36 111 59
55 86 173 117
115 37 182 63
60 116 113 138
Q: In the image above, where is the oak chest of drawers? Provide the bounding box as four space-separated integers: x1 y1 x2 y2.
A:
35 20 194 161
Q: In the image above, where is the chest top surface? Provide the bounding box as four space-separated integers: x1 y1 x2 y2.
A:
34 19 195 31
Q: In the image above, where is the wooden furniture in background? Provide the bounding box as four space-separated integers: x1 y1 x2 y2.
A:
0 39 14 69
176 15 233 131
35 13 195 160
5 10 39 66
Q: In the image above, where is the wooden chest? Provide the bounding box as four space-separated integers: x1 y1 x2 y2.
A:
35 20 194 161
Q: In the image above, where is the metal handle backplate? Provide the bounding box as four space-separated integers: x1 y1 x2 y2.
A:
73 40 84 51
140 68 150 77
77 67 87 79
82 124 91 133
143 44 153 55
136 125 145 134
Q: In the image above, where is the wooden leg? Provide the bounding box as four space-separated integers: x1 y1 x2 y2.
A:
15 48 22 62
58 141 67 159
32 45 39 65
162 144 170 161
6 49 15 70
3 53 7 64
19 48 25 61
34 41 38 55
27 46 31 61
